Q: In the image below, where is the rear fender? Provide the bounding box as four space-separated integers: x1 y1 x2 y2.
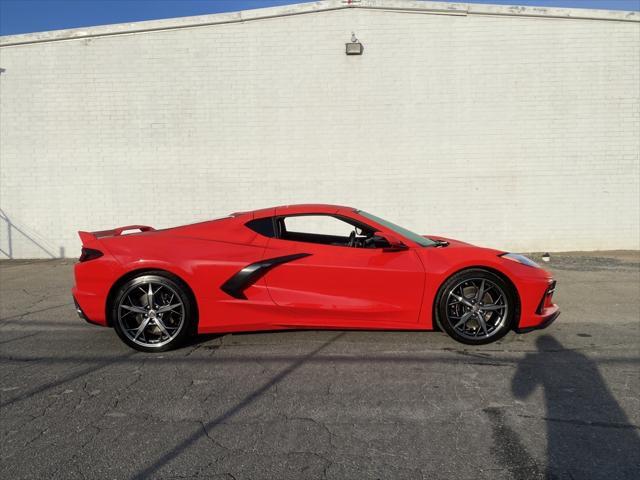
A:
104 266 198 331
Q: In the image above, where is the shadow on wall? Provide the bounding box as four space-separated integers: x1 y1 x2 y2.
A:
0 209 64 259
486 335 640 479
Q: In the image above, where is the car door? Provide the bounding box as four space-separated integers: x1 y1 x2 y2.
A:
261 214 426 326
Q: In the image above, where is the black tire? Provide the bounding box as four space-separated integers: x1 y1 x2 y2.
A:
435 268 516 345
111 272 195 352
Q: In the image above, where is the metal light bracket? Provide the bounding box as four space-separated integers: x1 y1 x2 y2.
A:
345 32 363 55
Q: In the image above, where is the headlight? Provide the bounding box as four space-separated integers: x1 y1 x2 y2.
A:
499 253 541 268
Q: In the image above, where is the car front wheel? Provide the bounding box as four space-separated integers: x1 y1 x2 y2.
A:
437 269 516 345
111 272 195 352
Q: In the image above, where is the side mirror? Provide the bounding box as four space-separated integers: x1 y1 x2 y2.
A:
373 232 408 252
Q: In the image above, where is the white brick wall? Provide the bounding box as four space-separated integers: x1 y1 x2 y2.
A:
1 0 639 258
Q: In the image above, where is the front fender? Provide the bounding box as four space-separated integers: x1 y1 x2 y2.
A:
416 246 553 330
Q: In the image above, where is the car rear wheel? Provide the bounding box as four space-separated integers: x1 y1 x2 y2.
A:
111 273 195 352
437 269 516 345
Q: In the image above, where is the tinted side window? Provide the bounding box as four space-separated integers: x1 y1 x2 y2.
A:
246 218 276 238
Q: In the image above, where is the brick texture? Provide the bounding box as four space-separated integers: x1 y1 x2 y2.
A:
1 5 639 258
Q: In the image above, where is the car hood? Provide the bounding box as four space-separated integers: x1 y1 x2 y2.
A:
423 235 506 255
423 235 472 247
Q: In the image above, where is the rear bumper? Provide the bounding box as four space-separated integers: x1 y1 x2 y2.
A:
73 294 105 326
72 286 109 327
72 253 122 326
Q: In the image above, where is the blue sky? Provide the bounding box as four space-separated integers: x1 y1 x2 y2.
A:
1 0 638 36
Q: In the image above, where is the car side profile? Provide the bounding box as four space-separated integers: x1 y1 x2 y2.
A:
72 204 559 352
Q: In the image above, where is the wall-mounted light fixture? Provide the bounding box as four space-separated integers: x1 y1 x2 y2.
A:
345 33 363 55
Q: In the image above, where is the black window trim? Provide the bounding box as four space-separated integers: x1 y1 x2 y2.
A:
275 213 376 239
247 212 387 249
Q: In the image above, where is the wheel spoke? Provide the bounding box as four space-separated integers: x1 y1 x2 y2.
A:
481 304 506 311
476 279 486 302
120 305 147 314
450 293 473 308
454 311 473 329
157 303 182 314
476 314 489 336
166 292 175 305
147 283 156 309
132 317 151 341
154 318 172 339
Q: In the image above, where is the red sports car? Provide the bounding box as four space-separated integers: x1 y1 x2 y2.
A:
72 204 559 352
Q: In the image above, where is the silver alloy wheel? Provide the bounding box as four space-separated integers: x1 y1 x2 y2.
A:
446 278 509 340
117 281 185 348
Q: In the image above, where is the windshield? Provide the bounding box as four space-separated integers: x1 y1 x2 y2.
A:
357 211 436 247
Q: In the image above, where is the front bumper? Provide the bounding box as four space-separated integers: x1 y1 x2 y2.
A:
513 274 560 332
515 308 560 333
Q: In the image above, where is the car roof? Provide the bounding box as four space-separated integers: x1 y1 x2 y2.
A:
275 203 354 213
232 204 356 217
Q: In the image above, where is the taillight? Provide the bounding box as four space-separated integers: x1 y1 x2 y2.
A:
79 247 103 262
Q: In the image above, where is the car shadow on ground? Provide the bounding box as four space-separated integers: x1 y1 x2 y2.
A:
127 333 640 479
2 328 639 479
485 335 640 479
130 331 348 479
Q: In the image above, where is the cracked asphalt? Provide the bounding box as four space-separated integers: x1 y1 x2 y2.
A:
1 251 639 479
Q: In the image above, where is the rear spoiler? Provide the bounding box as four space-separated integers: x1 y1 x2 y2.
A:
78 225 155 245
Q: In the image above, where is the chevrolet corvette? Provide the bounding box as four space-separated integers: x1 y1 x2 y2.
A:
72 204 559 352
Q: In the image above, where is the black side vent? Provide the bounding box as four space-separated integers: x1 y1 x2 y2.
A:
221 253 311 299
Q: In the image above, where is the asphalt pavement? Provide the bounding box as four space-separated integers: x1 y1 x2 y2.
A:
1 251 639 479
